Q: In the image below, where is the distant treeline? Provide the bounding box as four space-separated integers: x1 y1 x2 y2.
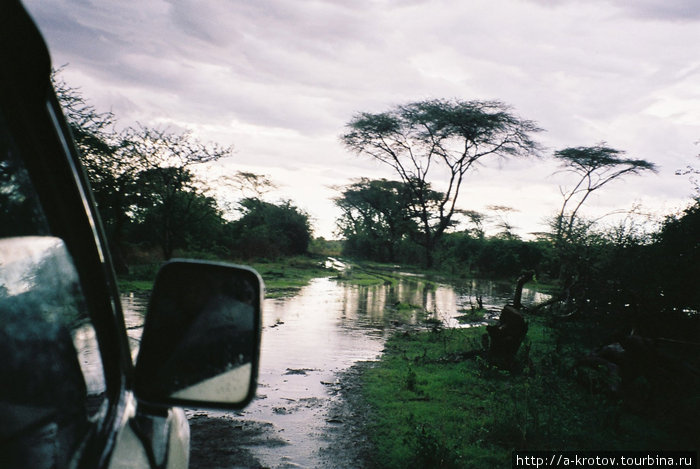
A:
54 71 312 273
335 176 699 337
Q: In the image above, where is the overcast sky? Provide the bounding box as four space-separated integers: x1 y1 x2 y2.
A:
24 0 700 238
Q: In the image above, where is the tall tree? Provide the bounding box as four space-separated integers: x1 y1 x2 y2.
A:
342 99 541 266
120 124 230 169
462 210 487 239
486 204 520 240
548 144 657 302
230 171 277 199
212 170 277 217
553 143 657 244
675 151 700 195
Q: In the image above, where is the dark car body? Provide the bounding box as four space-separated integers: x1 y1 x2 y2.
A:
0 2 261 468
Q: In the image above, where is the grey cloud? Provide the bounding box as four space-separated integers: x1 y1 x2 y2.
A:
166 1 245 46
21 0 700 236
617 0 700 22
24 1 125 64
523 0 700 21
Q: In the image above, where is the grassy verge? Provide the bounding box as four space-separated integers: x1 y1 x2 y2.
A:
117 255 557 301
332 261 442 293
333 262 404 287
117 255 339 298
250 256 336 298
333 259 558 299
360 318 696 468
117 263 162 293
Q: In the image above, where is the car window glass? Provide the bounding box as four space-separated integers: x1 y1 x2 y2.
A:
0 111 107 467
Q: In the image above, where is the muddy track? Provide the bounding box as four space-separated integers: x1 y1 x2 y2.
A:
188 363 376 469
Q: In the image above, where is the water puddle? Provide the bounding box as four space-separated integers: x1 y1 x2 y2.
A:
122 273 547 468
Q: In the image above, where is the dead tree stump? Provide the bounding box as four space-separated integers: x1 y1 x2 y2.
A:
513 270 534 310
486 305 528 369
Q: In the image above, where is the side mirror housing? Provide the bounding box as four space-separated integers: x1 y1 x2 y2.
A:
134 260 262 409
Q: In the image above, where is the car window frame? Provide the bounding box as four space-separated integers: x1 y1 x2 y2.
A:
0 2 134 467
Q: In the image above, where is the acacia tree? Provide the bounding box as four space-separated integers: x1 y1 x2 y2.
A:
675 152 700 195
553 144 657 244
211 170 278 217
230 171 277 199
462 210 487 239
342 99 541 267
121 124 230 170
486 204 520 240
549 144 657 305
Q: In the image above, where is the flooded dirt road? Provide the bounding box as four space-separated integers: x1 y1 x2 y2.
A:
122 273 547 468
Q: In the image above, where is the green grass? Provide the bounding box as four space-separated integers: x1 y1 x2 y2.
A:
332 261 408 287
118 256 422 298
526 278 560 296
360 319 697 468
117 255 341 298
117 279 156 292
455 307 488 324
116 262 162 293
249 256 336 298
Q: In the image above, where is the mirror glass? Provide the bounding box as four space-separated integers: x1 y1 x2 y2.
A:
0 236 104 442
134 260 262 408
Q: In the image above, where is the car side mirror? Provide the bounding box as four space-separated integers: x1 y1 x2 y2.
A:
134 260 262 409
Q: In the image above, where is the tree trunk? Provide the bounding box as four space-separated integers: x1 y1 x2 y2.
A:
110 213 130 275
110 244 129 275
424 246 434 268
513 270 534 310
486 305 528 369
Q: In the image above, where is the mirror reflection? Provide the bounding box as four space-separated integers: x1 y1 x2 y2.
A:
0 236 106 444
135 260 261 407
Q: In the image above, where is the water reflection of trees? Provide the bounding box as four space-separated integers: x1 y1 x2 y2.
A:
338 277 548 327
